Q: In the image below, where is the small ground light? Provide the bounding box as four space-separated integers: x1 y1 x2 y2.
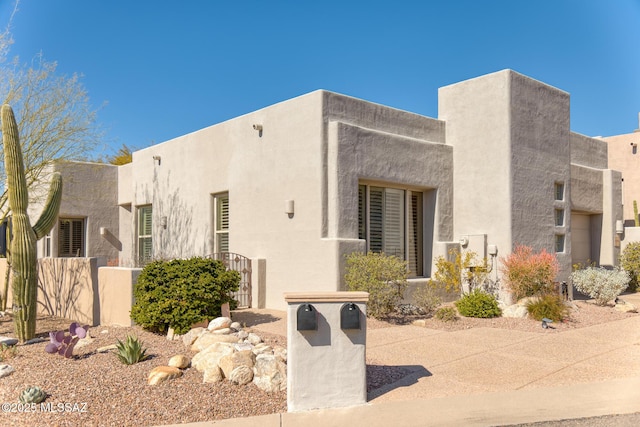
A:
542 318 554 329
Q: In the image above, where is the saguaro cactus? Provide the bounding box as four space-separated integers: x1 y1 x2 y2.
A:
1 104 62 342
634 200 639 227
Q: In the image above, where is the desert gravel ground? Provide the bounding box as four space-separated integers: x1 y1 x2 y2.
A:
0 299 636 427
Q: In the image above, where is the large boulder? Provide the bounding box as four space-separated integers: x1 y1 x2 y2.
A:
192 342 235 372
148 366 183 385
229 365 254 385
253 354 287 392
191 332 239 351
219 350 255 379
208 317 232 331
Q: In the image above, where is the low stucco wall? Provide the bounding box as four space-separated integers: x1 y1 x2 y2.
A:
0 259 141 328
98 267 142 326
0 258 102 326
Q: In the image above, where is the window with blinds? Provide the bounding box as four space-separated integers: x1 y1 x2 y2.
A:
215 193 229 252
138 205 153 264
358 185 424 277
58 218 85 257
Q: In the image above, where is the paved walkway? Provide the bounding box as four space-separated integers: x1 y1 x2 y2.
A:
160 293 640 426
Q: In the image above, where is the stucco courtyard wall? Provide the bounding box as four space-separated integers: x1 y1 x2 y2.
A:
1 258 104 326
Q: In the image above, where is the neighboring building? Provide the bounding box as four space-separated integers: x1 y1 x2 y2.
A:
602 117 640 226
31 161 119 263
28 69 624 310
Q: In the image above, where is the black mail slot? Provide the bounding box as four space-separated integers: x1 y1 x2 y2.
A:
340 303 361 330
297 303 317 331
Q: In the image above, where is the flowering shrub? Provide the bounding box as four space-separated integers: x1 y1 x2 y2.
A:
345 252 408 319
620 242 640 292
571 266 630 306
501 245 559 300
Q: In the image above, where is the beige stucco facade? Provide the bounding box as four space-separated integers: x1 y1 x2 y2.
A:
603 128 640 225
20 69 624 311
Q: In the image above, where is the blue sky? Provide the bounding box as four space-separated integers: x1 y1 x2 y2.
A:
1 0 639 157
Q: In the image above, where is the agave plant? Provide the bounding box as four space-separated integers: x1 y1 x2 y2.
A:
19 386 46 404
115 335 150 365
44 322 89 359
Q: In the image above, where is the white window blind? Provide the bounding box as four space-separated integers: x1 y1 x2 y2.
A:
215 194 229 252
138 205 152 264
359 185 423 277
58 218 85 257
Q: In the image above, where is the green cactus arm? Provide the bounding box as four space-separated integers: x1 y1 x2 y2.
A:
1 105 29 215
32 172 63 240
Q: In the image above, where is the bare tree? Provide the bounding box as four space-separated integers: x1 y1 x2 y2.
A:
0 1 102 216
0 1 103 310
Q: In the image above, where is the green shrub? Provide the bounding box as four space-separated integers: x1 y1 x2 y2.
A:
345 252 408 319
412 284 442 316
455 289 502 318
130 257 240 334
115 335 149 365
500 245 559 300
571 266 630 306
620 242 640 292
434 306 458 322
526 294 570 322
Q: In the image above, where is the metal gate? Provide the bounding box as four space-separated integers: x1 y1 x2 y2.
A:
208 252 252 308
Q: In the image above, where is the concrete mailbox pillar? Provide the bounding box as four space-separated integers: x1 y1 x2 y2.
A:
285 291 369 412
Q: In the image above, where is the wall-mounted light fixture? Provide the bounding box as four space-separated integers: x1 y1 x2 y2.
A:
153 155 162 165
100 227 107 237
253 124 263 137
616 220 624 235
160 216 168 229
285 200 294 218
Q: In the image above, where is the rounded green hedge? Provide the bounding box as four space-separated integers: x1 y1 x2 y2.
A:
130 257 240 334
455 289 502 318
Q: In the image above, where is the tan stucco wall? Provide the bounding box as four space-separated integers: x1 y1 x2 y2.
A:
30 162 120 263
603 131 640 224
119 90 454 309
1 257 102 326
98 266 141 326
439 69 619 282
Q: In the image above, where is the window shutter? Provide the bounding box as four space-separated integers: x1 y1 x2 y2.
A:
358 185 366 240
138 206 153 264
383 188 404 259
217 195 229 231
58 219 85 257
59 220 71 255
71 220 83 256
408 192 423 276
215 194 229 252
369 188 384 253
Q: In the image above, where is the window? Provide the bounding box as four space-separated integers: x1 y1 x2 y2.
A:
555 209 564 227
138 205 153 264
44 232 51 257
555 234 565 253
554 183 564 201
215 193 229 252
58 218 85 257
359 185 424 277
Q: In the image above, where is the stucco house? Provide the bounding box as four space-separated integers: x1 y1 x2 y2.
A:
25 69 623 310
